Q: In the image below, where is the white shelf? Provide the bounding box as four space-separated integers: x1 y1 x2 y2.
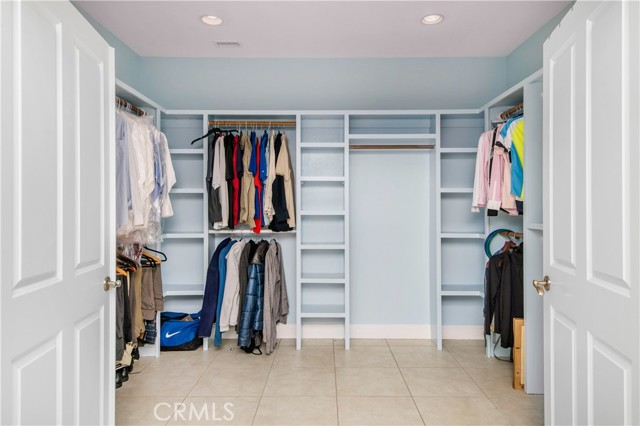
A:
301 273 346 284
439 188 474 194
300 243 345 250
169 149 204 155
300 142 345 148
208 229 296 235
440 148 478 153
441 284 484 297
527 223 544 231
348 133 437 140
299 304 346 318
300 176 345 182
171 188 205 194
162 233 206 239
163 284 204 297
300 211 346 216
440 232 485 239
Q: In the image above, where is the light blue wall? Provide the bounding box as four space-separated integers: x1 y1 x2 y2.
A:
505 4 572 87
74 5 141 90
139 57 506 110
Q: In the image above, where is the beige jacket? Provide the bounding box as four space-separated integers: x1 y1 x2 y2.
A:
239 133 255 227
275 134 295 228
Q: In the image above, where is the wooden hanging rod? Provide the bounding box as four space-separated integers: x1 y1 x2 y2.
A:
499 103 524 120
349 144 434 150
115 96 146 116
208 120 296 127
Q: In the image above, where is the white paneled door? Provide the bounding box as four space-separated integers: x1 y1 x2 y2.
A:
0 1 115 424
543 0 639 424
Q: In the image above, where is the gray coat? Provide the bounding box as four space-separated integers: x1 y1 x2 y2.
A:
264 240 289 355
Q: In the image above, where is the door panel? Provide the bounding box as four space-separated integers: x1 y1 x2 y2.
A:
586 1 630 294
550 308 576 426
12 336 62 425
588 335 631 425
544 1 639 425
75 310 104 425
76 42 105 271
1 1 114 424
548 39 576 273
14 1 62 294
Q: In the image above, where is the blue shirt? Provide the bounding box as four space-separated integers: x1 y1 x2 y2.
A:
214 240 236 347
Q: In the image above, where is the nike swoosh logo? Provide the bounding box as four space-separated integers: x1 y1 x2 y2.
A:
165 331 181 338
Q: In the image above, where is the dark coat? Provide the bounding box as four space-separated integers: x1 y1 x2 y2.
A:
198 238 232 338
237 241 269 347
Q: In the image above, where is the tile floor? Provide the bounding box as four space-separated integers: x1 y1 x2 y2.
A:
117 339 543 426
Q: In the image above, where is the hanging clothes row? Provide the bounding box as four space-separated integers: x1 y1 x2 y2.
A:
198 238 289 355
115 246 166 389
206 129 295 233
116 107 177 245
471 114 524 216
483 233 524 350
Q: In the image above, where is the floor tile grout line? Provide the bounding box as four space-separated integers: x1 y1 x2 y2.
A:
334 339 340 425
251 342 278 425
388 339 427 426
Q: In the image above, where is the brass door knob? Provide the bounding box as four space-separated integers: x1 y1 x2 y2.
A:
533 276 551 296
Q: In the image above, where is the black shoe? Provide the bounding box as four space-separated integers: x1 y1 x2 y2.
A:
120 368 129 383
127 358 135 373
115 370 122 389
132 347 140 360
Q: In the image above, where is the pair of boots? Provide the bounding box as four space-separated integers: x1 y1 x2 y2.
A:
115 347 139 389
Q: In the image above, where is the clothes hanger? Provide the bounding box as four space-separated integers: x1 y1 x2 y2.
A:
142 250 162 264
117 253 139 270
143 246 167 262
116 266 127 276
191 127 221 145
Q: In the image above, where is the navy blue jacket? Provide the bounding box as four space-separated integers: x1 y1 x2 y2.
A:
198 238 232 337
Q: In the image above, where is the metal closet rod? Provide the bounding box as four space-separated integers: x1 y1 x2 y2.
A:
499 103 524 120
208 120 297 127
115 96 146 116
349 144 435 150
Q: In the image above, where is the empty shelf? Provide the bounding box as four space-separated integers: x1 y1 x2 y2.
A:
440 233 485 239
171 188 205 194
301 273 346 284
300 243 345 250
439 188 474 193
527 223 544 231
300 176 346 182
441 284 484 297
439 148 478 154
300 142 346 148
300 304 346 318
162 233 206 239
169 149 204 155
300 210 346 216
163 284 204 297
348 133 436 140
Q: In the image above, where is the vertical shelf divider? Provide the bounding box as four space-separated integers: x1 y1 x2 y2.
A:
295 114 303 350
343 114 350 350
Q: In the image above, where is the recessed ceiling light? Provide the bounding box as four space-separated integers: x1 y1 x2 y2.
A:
201 15 223 26
421 14 444 25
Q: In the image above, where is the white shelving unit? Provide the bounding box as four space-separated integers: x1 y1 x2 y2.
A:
296 114 350 350
115 80 166 358
435 110 487 350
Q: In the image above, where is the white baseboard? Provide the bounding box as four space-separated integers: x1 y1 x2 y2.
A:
269 324 484 340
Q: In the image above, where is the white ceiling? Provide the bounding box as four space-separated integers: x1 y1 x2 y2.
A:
74 0 570 58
